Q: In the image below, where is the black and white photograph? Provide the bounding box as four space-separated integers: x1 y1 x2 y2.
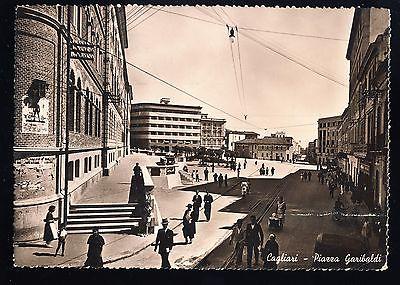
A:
11 4 390 270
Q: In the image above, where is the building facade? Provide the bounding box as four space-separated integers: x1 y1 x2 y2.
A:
200 114 226 149
316 115 342 166
13 5 132 240
225 129 259 151
306 139 317 164
338 8 389 211
130 99 202 152
235 136 293 161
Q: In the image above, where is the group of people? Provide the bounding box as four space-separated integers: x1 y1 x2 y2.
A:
230 215 280 269
300 171 312 182
42 205 106 267
190 167 229 187
259 163 275 176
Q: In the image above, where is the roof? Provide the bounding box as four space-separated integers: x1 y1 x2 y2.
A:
318 115 342 123
226 129 259 136
132 102 202 110
235 136 293 145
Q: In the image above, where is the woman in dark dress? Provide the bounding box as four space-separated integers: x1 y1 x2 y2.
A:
43 205 57 247
84 228 105 268
182 204 194 243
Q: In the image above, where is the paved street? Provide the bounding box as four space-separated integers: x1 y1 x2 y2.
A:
198 169 385 270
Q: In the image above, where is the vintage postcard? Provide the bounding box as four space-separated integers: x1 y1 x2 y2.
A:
12 4 389 270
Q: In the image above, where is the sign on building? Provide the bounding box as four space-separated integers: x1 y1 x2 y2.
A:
21 79 49 134
71 42 95 60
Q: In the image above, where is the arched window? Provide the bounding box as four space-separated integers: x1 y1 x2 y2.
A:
67 70 75 131
75 78 82 132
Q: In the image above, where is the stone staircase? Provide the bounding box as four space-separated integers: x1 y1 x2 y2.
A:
178 170 194 185
66 202 141 234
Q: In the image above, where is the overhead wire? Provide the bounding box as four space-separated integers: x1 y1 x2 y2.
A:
126 5 146 23
126 6 152 28
128 6 163 31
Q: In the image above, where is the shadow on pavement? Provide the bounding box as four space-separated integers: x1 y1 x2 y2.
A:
17 242 49 248
33 252 55 257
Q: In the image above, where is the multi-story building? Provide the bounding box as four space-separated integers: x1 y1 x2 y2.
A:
130 99 202 152
316 115 342 166
338 8 389 211
13 5 132 240
225 129 259 151
235 136 294 161
200 114 226 149
306 139 317 164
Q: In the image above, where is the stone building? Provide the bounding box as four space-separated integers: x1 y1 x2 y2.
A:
200 114 226 149
338 8 389 211
13 5 132 240
316 115 342 166
235 136 293 161
130 99 202 152
225 129 259 151
306 139 317 164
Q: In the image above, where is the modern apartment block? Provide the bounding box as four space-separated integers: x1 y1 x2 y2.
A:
130 98 202 152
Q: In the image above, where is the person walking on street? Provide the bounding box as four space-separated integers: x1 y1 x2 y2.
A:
245 215 264 268
262 234 279 270
204 167 209 181
300 172 304 181
224 173 228 187
203 191 214 221
271 167 275 176
154 218 174 269
361 219 372 250
230 219 245 266
255 160 258 165
54 223 67 257
43 205 58 247
182 204 194 243
218 173 223 188
133 162 142 177
308 171 312 181
195 170 200 182
237 168 241 178
192 190 202 221
84 228 105 268
244 159 247 170
212 163 215 173
329 180 335 198
265 167 269 176
276 196 286 228
213 172 218 182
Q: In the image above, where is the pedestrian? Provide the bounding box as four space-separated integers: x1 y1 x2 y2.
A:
204 167 209 181
230 219 245 266
245 215 264 268
213 172 218 182
321 173 325 185
238 162 241 170
203 191 214 221
192 190 202 221
300 172 304 181
84 228 105 268
154 218 174 269
212 163 215 173
265 167 269 176
224 173 228 187
54 223 67 257
262 234 279 270
182 204 194 243
255 160 258 165
192 170 195 180
271 167 275 176
317 171 321 183
43 205 58 247
133 162 142 177
244 161 247 170
276 196 286 228
329 181 335 199
237 168 240 178
361 219 372 250
308 171 312 181
218 173 223 188
195 170 200 182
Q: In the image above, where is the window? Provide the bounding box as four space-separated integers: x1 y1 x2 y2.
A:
75 91 81 132
84 157 88 173
74 159 80 177
67 161 74 181
67 81 75 131
84 90 89 134
89 157 92 171
89 95 93 136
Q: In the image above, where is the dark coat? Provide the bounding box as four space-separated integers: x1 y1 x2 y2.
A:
245 223 264 246
192 194 202 208
43 212 56 242
204 194 213 210
155 228 174 254
84 233 105 267
182 209 195 239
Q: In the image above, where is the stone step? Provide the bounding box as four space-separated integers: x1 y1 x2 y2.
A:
66 227 134 234
68 211 136 219
69 206 136 213
71 202 138 208
66 221 139 230
67 216 141 224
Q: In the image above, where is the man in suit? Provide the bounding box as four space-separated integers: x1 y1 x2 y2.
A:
154 218 174 269
192 190 202 221
203 191 214 221
245 215 264 268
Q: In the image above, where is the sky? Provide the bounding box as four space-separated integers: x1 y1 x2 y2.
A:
125 6 354 148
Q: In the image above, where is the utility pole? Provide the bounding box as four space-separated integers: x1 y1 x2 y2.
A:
63 5 72 225
102 5 110 176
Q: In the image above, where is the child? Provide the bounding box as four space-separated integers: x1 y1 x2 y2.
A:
54 223 67 257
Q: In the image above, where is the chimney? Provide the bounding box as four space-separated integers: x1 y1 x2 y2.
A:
160 98 170 104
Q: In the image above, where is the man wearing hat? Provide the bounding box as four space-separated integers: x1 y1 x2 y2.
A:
182 204 195 243
262 233 279 270
245 215 264 268
192 190 202 222
154 218 174 269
